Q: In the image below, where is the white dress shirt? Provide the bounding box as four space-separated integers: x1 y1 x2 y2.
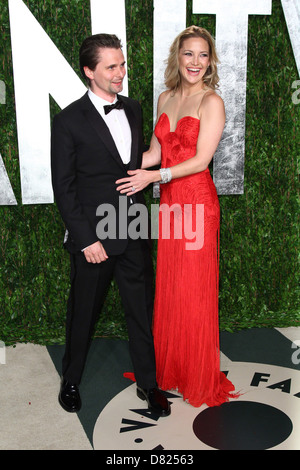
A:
88 89 132 164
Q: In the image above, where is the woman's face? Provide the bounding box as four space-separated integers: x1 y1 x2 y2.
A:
178 37 210 88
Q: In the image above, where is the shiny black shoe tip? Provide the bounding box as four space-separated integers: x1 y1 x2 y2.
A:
137 386 171 417
58 378 81 413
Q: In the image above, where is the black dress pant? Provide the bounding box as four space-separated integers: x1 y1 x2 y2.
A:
62 238 157 389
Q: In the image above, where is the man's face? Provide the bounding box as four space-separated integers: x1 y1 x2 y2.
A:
84 47 126 101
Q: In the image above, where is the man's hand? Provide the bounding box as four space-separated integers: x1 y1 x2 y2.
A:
83 241 108 264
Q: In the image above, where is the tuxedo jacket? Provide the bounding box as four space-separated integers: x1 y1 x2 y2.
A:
51 91 147 255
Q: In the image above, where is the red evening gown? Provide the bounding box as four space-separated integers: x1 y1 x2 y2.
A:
153 112 237 407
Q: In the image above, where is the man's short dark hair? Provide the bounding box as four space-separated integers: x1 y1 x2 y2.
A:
79 33 123 86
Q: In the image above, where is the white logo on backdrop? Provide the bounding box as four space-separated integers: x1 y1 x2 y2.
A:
0 0 299 205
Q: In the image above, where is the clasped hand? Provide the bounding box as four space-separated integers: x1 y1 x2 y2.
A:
116 169 154 195
84 241 108 264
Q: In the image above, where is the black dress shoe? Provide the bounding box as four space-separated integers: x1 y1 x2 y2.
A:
137 386 171 416
58 378 81 413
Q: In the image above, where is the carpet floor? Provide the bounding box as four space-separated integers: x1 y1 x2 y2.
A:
1 327 299 451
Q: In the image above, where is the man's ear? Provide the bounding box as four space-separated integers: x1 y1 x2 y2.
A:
83 66 94 80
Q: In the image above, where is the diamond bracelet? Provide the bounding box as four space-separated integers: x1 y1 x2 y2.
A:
159 168 172 184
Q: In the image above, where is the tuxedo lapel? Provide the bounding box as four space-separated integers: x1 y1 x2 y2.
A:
117 95 139 170
80 93 125 170
80 92 140 170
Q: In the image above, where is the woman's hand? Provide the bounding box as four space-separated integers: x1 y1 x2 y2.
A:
116 169 160 196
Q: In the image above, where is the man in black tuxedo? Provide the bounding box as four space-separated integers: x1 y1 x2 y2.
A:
51 33 170 416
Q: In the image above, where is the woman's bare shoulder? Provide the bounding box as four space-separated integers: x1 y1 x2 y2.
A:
158 89 172 107
199 89 225 116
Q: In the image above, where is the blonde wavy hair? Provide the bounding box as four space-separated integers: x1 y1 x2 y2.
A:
164 26 219 92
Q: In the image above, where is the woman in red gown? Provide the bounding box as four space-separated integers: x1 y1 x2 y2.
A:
117 26 237 407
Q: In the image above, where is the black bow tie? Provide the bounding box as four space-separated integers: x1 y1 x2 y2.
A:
104 100 124 115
